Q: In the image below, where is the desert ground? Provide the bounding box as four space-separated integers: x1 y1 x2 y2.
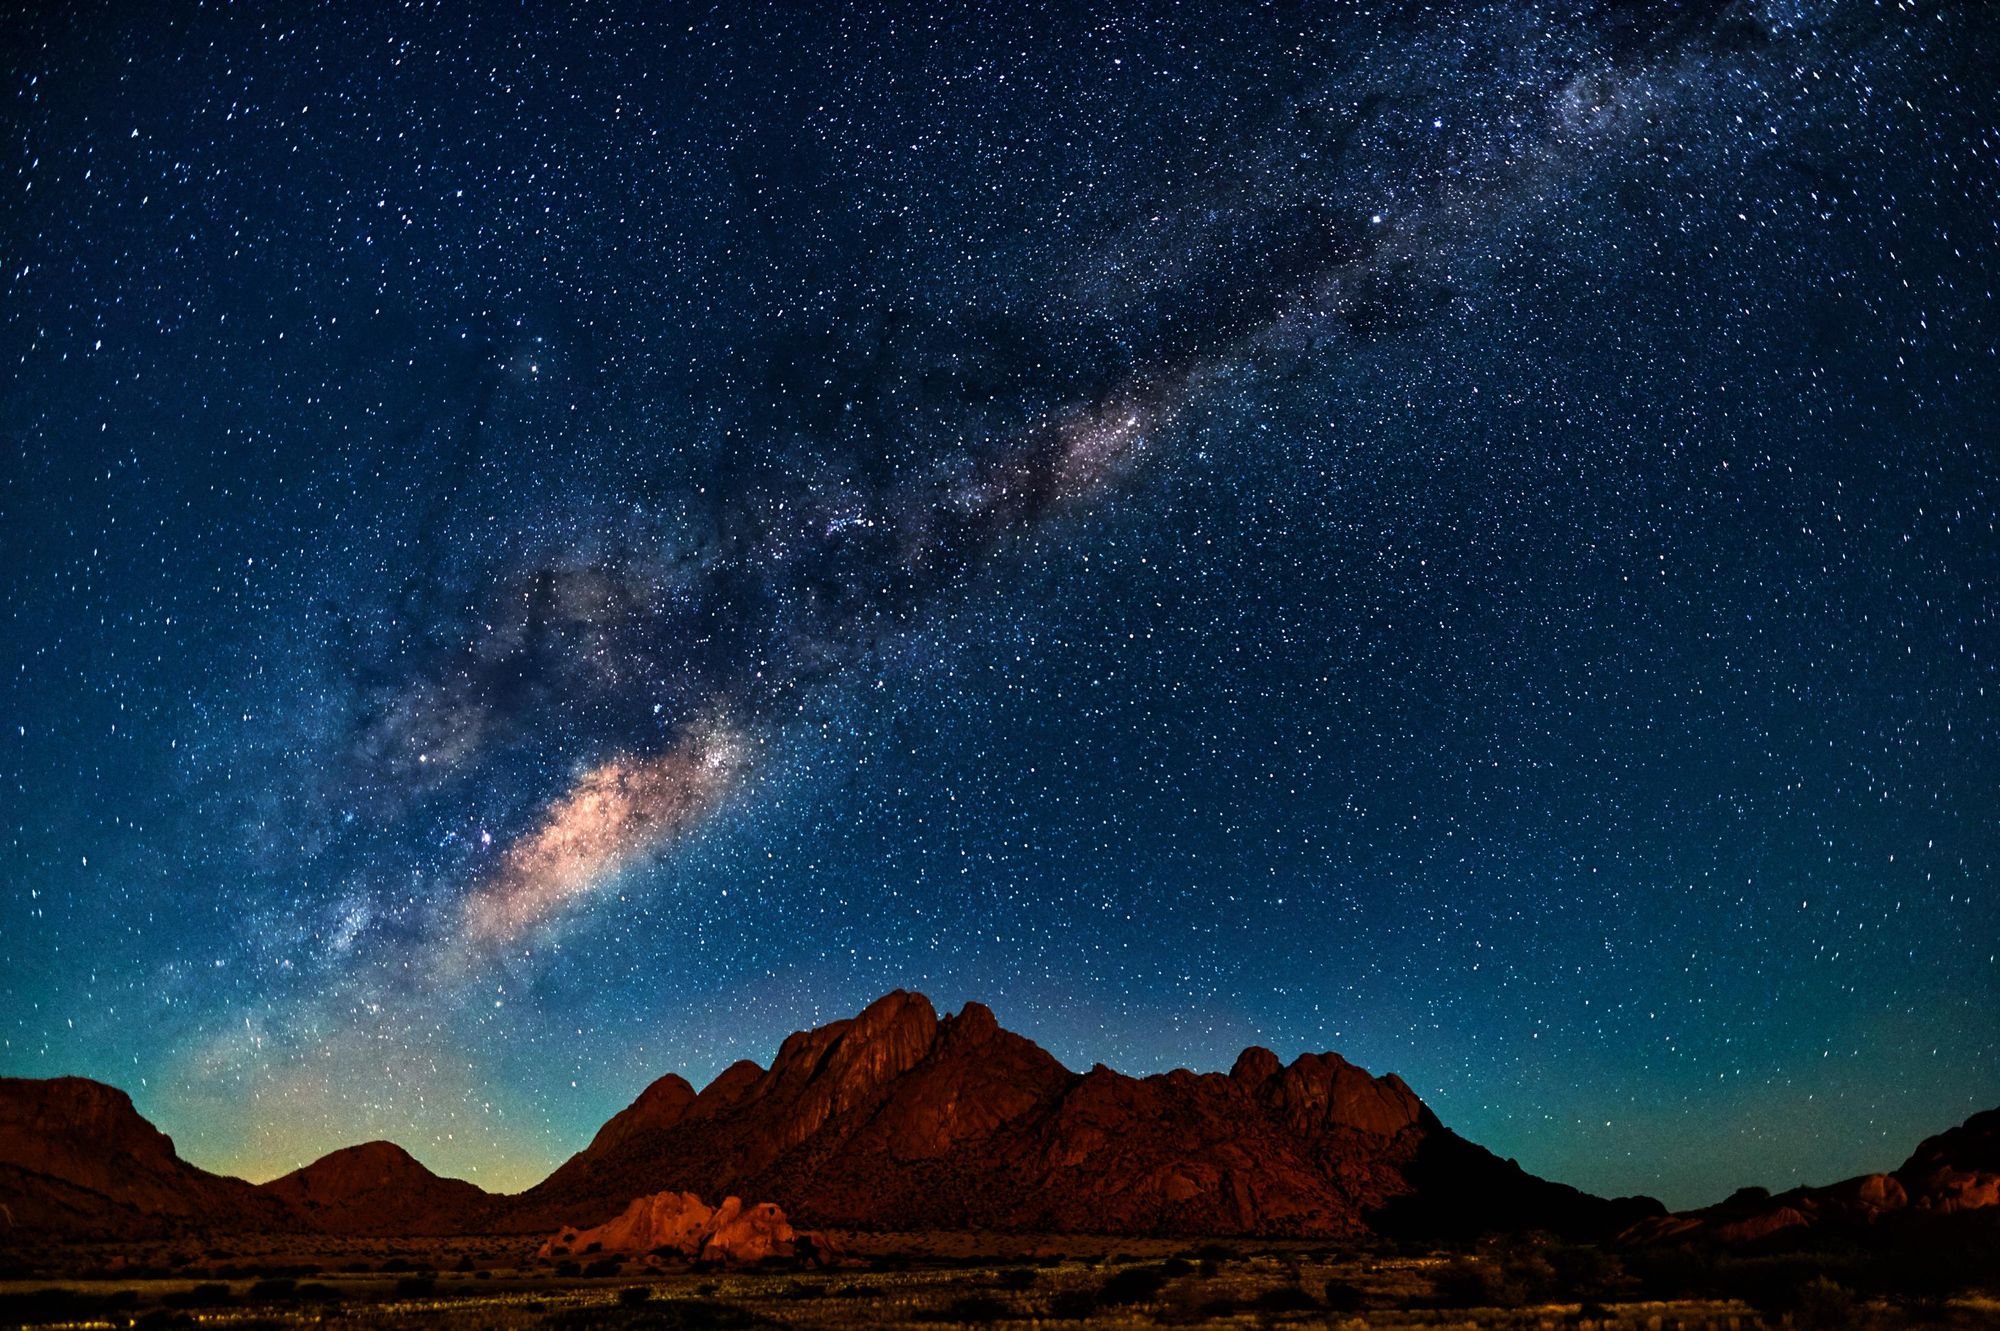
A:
3 1231 1993 1330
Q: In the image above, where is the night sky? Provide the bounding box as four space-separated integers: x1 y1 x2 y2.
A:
4 1 1997 1212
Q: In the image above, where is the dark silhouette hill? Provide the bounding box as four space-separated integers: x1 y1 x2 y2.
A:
260 1140 491 1236
1625 1106 2000 1247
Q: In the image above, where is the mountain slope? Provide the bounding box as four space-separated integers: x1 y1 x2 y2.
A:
1624 1107 2000 1246
0 1076 295 1239
1 996 1680 1242
501 990 1662 1238
260 1141 492 1236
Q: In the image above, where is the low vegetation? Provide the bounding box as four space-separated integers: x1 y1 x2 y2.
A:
1 1226 1994 1329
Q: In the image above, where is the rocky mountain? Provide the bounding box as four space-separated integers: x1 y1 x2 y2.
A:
499 990 1662 1239
0 1076 294 1239
259 1141 491 1236
1624 1107 2000 1247
8 993 1751 1244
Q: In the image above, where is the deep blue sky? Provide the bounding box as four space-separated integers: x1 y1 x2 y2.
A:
3 1 1996 1210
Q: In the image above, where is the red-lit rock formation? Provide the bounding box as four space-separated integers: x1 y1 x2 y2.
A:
1 993 1690 1245
538 1190 838 1266
501 990 1660 1239
0 1076 293 1239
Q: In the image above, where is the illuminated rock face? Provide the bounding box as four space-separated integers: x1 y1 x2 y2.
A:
0 1076 295 1238
505 989 1663 1240
8 1011 1996 1250
537 1190 838 1266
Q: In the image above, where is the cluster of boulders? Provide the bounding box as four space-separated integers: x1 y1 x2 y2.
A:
537 1190 840 1267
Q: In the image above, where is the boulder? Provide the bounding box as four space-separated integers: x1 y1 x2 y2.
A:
700 1196 798 1264
538 1189 837 1266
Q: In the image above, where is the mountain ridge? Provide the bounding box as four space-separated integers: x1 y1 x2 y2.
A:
0 1076 297 1239
490 989 1660 1239
8 991 1987 1246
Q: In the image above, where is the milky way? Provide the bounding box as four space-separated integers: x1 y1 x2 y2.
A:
4 1 1995 1202
353 0 1776 941
457 724 751 951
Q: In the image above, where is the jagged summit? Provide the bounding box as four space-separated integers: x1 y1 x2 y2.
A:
502 990 1658 1239
0 992 1703 1241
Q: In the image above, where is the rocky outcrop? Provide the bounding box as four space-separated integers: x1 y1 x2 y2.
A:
0 1077 294 1239
1897 1108 2000 1215
260 1141 491 1236
1240 1048 1429 1139
538 1190 838 1266
1624 1107 2000 1247
501 990 1662 1239
582 1075 698 1156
